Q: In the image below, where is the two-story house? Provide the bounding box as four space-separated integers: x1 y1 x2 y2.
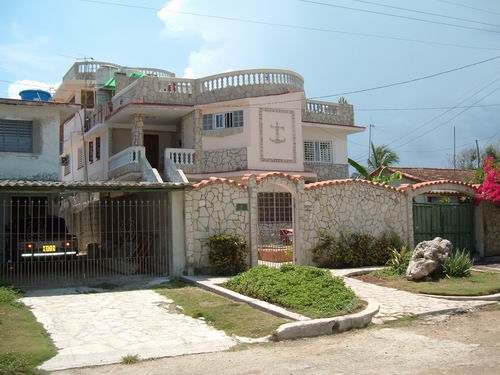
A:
57 61 364 183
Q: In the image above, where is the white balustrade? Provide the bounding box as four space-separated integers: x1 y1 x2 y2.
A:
165 148 195 165
304 100 339 115
109 146 144 172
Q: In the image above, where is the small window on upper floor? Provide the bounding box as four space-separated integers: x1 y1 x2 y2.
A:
0 119 33 153
202 110 244 130
95 137 101 160
304 140 333 163
77 147 84 169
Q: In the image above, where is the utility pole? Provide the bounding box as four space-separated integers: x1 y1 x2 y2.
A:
476 139 481 169
368 124 374 165
453 126 456 170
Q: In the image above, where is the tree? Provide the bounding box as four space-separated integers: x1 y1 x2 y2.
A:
448 142 500 170
368 143 400 170
475 156 500 205
348 158 402 185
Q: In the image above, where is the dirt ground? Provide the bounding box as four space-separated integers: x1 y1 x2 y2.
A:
57 305 500 375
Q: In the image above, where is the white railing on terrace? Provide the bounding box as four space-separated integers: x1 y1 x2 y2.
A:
158 77 194 95
109 146 144 172
165 148 195 165
63 61 175 81
198 69 304 93
304 100 339 116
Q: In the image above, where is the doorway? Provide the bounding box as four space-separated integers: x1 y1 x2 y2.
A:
144 134 159 169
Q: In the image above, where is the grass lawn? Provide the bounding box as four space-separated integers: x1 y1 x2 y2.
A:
155 281 288 338
357 269 500 296
224 265 363 318
0 287 56 374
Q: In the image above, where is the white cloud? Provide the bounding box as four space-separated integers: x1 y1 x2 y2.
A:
7 80 59 99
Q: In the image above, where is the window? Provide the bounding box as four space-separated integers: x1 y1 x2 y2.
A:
304 140 332 163
63 155 70 176
0 119 33 153
258 192 292 224
88 141 94 163
95 137 101 160
77 147 84 169
202 110 244 130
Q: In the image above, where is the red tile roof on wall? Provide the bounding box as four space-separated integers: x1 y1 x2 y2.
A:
370 166 475 183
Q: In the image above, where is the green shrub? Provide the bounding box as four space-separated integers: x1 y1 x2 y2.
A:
443 249 473 278
224 264 361 318
208 233 248 276
0 353 48 375
0 286 21 307
386 245 412 275
311 231 404 268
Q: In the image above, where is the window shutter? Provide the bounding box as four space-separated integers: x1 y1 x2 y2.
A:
0 119 33 153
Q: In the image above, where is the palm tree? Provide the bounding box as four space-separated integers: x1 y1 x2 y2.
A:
348 158 402 185
368 143 400 170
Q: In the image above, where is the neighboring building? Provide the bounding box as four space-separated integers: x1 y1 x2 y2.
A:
56 61 364 183
370 166 476 203
0 98 78 181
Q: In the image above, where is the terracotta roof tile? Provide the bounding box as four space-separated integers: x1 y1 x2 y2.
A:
371 166 475 183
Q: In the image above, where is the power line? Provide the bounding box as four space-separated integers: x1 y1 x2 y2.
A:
299 0 500 34
71 0 500 51
352 76 500 160
347 0 500 28
434 0 500 17
356 103 500 111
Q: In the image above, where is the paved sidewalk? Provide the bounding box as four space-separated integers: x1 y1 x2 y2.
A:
22 289 235 371
330 269 494 322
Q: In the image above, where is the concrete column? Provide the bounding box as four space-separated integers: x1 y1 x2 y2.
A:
193 109 203 173
131 113 144 146
247 176 258 267
170 190 187 276
475 202 485 258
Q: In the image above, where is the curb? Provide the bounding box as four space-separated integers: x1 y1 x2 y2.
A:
422 293 500 301
272 299 380 341
181 275 309 321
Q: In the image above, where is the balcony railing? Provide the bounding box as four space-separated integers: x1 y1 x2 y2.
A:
165 148 195 166
63 61 175 82
108 146 144 176
302 99 354 126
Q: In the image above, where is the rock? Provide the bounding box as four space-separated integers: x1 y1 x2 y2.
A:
406 237 452 281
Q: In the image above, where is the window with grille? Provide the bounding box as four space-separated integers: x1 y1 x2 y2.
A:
88 141 94 163
63 155 70 175
0 119 33 153
77 147 84 169
202 110 244 130
258 192 293 224
95 137 101 160
304 140 332 163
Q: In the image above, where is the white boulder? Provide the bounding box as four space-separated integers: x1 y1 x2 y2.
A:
406 237 452 281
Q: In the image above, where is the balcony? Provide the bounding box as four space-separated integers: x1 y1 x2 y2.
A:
302 99 354 127
63 61 175 82
112 69 304 110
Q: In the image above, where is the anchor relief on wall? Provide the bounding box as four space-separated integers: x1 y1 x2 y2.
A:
269 122 286 144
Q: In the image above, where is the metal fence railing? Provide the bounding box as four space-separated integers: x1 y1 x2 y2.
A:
0 193 169 288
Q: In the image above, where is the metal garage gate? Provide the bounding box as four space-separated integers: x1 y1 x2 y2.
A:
0 187 173 288
413 202 474 251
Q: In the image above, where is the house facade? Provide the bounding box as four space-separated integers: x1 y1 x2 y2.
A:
0 99 78 181
56 61 364 183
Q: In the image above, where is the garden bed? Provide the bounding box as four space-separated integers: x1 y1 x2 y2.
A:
224 265 363 318
355 269 500 296
156 281 288 338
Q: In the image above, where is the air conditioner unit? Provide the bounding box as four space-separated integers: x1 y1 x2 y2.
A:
60 155 69 166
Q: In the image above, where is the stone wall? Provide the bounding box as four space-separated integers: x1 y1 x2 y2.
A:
301 181 410 264
303 162 349 181
200 147 248 173
185 179 249 274
483 202 500 256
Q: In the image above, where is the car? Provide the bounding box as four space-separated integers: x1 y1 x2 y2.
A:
5 215 78 262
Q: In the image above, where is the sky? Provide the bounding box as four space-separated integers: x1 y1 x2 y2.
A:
1 0 499 168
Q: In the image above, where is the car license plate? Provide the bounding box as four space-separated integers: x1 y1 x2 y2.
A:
42 244 56 252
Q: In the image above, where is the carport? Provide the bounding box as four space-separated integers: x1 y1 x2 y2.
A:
0 180 186 288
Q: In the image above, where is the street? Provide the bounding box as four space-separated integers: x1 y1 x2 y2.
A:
58 305 500 375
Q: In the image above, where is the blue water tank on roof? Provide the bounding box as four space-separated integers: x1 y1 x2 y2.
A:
19 89 52 101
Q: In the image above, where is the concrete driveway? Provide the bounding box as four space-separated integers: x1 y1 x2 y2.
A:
21 288 236 371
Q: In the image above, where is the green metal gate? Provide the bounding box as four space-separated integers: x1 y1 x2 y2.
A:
413 202 474 251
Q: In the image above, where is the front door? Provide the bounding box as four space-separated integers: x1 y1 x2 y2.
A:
144 134 159 169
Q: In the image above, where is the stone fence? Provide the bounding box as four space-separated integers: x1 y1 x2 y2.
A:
184 173 495 274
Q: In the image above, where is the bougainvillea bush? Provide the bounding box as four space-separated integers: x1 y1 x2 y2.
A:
475 156 500 205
